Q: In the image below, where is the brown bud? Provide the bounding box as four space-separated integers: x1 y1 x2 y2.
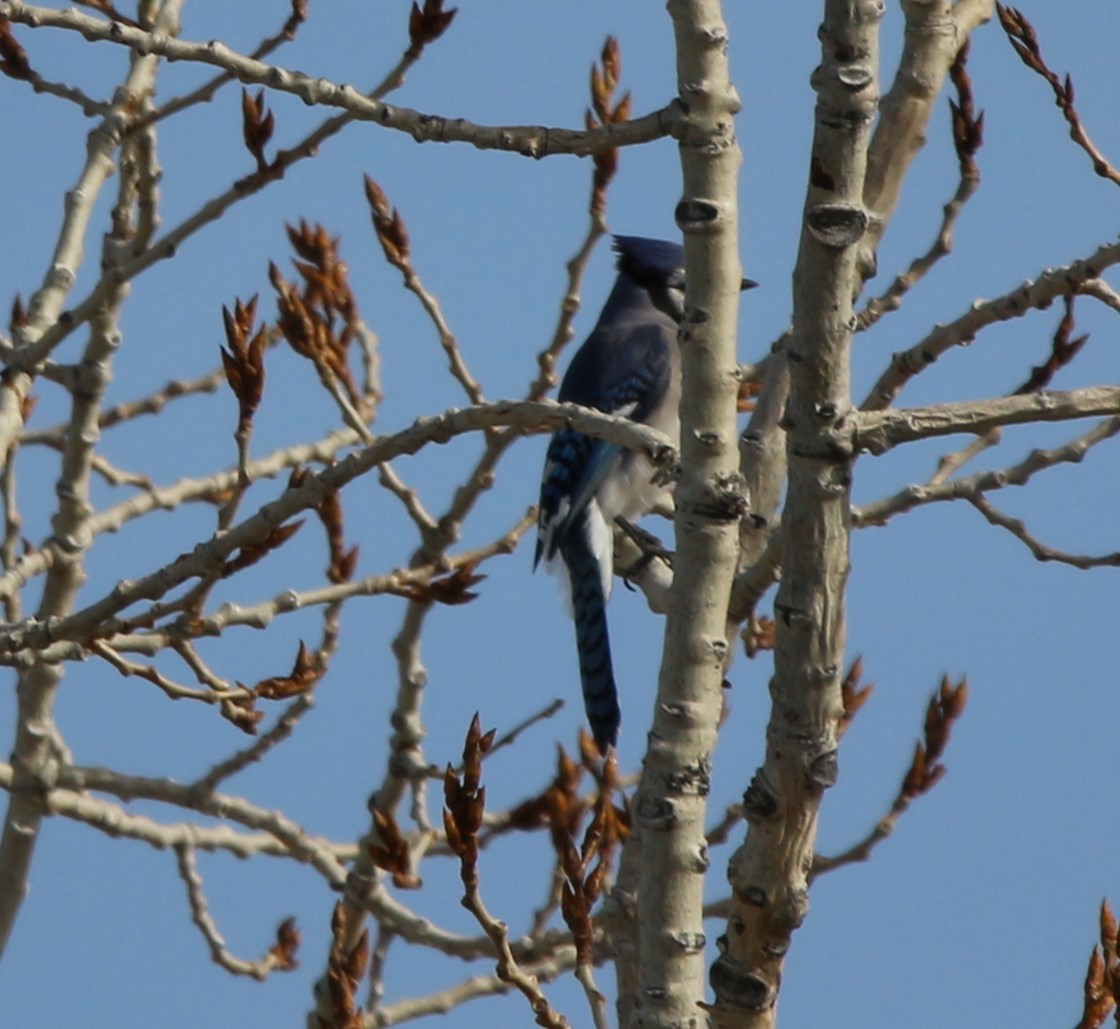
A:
268 917 301 971
407 0 457 59
0 20 32 81
241 89 275 172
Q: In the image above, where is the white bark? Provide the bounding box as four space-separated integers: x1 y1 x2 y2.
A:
622 2 745 1026
711 2 881 1023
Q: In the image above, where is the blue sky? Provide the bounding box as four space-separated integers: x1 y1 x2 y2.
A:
1 2 1119 1026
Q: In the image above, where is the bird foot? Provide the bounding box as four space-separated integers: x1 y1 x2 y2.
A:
615 517 674 585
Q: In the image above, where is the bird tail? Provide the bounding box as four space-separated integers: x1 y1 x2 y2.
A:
561 519 621 754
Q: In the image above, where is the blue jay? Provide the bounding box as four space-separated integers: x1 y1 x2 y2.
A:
536 235 752 753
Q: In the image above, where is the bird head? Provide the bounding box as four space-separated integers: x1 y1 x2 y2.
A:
612 235 756 322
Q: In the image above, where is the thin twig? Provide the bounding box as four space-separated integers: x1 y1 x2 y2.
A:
574 963 610 1029
1078 278 1120 315
861 238 1120 411
3 515 535 668
812 678 967 879
854 385 1120 455
996 3 1120 187
174 842 288 980
966 493 1120 569
89 639 246 703
853 416 1120 528
487 698 566 760
365 924 395 1016
0 3 675 161
857 40 983 332
191 694 315 794
139 0 313 129
705 803 744 847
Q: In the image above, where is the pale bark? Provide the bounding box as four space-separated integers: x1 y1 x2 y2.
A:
854 386 1120 453
621 2 745 1026
0 398 671 659
0 2 675 160
711 2 880 1024
0 2 1114 1024
726 1 999 636
0 0 186 955
709 2 1007 1022
864 0 995 260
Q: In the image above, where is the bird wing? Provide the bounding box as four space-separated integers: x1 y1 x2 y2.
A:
536 321 672 566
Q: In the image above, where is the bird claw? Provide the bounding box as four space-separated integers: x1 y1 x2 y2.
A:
652 462 681 488
615 516 674 582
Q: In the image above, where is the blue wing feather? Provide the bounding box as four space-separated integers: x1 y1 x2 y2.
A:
536 432 620 567
536 322 672 566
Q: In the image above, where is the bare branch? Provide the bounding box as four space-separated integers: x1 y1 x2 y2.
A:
191 694 315 794
1078 278 1120 315
965 494 1120 569
56 763 350 886
921 294 1090 483
713 2 878 1021
140 0 314 128
334 175 622 994
854 415 1120 528
1 56 108 114
0 17 185 953
996 3 1120 187
862 0 995 263
626 0 747 1021
0 761 356 861
368 953 584 1027
0 400 672 655
862 237 1120 411
0 2 676 159
531 219 609 400
854 386 1120 454
175 843 298 979
364 176 484 405
857 40 983 331
443 716 573 1027
89 638 248 704
487 699 566 760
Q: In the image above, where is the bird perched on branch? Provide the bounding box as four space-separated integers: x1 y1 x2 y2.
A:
535 235 754 753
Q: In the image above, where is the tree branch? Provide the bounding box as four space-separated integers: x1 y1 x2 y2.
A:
622 2 746 1026
713 2 880 1023
174 842 294 979
0 14 185 953
965 493 1120 569
853 415 1120 527
0 2 677 158
862 0 994 262
861 236 1120 410
853 386 1120 454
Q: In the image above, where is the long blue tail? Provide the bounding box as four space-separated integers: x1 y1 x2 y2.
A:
561 525 620 754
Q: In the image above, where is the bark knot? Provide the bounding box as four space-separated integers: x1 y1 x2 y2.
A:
709 954 777 1011
674 197 721 231
806 202 869 248
742 768 778 820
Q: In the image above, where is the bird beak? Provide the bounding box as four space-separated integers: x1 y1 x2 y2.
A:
741 278 758 291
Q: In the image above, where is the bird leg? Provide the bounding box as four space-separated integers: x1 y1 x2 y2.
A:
615 516 674 587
